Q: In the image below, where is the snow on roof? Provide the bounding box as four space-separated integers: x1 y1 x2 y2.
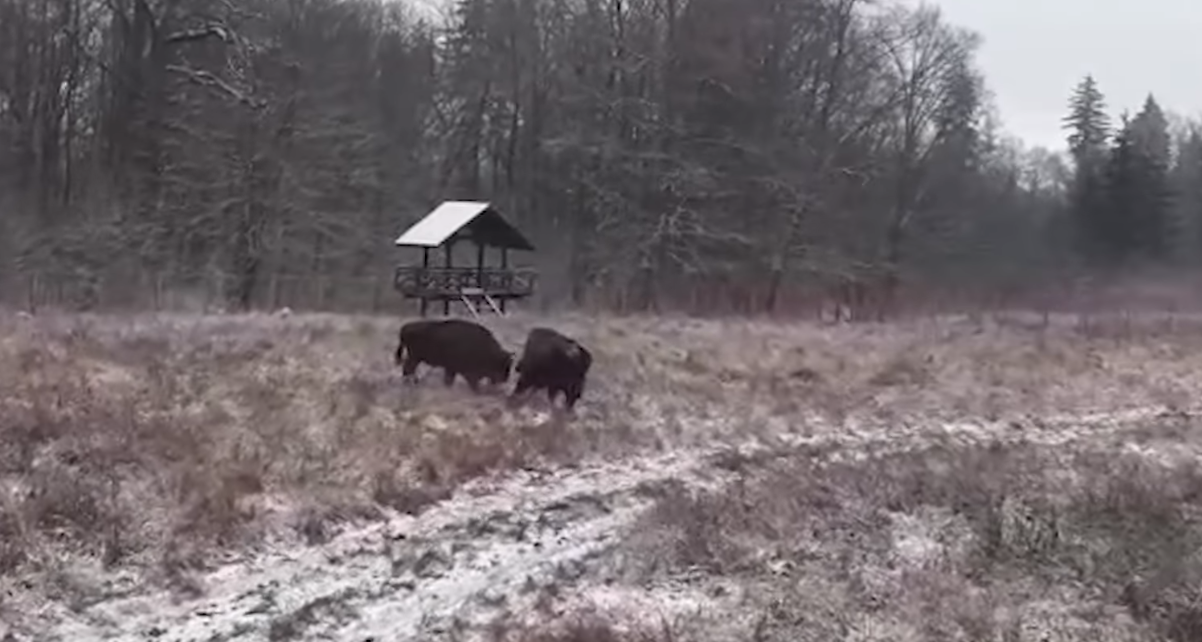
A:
394 201 534 250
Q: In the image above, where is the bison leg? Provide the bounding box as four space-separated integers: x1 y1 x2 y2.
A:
443 369 457 387
508 376 534 407
466 375 482 393
565 383 583 410
394 341 406 367
401 354 421 383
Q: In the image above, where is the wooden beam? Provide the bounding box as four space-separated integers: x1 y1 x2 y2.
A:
476 242 485 293
500 247 508 313
443 241 453 316
420 248 430 317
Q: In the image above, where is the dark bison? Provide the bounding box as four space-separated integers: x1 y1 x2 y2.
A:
510 327 593 411
395 318 514 392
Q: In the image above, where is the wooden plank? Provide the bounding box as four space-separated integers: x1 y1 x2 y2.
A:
459 292 481 319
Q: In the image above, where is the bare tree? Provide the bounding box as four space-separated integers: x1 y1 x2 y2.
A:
0 0 1067 315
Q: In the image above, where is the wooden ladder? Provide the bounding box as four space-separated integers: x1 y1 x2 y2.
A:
459 287 505 318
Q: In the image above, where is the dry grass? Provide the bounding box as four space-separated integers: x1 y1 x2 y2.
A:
617 431 1202 642
6 307 1202 608
489 611 676 642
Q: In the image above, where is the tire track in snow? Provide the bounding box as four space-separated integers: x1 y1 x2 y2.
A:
17 405 1202 641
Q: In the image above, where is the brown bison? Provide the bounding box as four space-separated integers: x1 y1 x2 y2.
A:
395 318 513 392
510 327 593 411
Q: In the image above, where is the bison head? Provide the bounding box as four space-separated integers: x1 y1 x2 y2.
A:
493 349 516 384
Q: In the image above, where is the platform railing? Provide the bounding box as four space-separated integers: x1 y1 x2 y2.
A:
393 266 537 298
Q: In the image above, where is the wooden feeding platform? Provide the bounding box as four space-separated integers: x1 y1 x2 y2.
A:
393 200 537 317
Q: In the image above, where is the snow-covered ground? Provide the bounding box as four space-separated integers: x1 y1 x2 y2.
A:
6 403 1193 642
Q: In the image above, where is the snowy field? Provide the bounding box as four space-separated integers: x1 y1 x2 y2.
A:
4 309 1202 641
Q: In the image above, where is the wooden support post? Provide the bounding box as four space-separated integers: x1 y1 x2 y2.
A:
476 241 485 293
500 248 508 313
443 241 453 316
420 248 430 317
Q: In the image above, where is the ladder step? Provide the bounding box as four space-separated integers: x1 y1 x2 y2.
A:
459 288 505 317
458 293 481 319
482 293 504 316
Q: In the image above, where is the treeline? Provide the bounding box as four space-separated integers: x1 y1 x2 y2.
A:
0 0 1194 314
1063 75 1202 270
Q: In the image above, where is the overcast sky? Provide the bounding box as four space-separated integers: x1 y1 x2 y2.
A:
916 0 1202 151
409 0 1200 152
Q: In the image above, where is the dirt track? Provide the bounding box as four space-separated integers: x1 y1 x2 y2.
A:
8 403 1194 642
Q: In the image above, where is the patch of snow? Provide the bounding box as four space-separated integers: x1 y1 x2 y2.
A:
9 404 1202 640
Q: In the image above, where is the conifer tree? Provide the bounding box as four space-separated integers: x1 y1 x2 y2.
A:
1101 114 1173 263
1063 75 1111 165
1100 117 1140 262
1062 74 1112 263
1129 94 1171 163
1173 129 1202 261
1128 94 1176 259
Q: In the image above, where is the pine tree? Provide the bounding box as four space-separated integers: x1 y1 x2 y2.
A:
1062 75 1113 264
1172 129 1202 261
1128 94 1176 259
1101 114 1173 263
1129 94 1171 163
1063 75 1111 166
1100 117 1141 262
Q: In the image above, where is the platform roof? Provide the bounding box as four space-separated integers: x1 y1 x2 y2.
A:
394 201 535 251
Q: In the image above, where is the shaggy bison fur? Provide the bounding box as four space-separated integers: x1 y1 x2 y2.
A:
510 327 593 410
395 318 514 392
